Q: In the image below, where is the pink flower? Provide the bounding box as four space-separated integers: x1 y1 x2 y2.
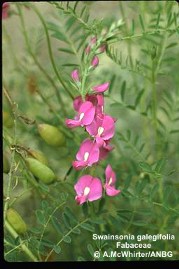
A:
66 101 95 128
74 175 102 205
99 140 114 160
2 2 10 19
71 69 80 82
92 82 110 93
85 36 97 54
73 95 83 112
86 114 115 146
98 44 106 54
104 164 121 196
91 56 99 68
73 94 104 115
73 139 100 170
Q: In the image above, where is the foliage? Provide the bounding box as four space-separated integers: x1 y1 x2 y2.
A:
3 1 179 262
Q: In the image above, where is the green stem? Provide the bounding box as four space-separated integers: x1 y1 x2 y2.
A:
5 220 38 262
45 218 89 261
38 200 66 258
16 4 67 117
30 4 74 101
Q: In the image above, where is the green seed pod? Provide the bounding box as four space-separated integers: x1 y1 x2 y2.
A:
6 208 27 235
3 111 14 128
38 124 66 147
3 153 10 173
27 149 49 165
25 157 56 184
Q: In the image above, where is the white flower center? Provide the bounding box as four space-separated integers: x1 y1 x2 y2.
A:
79 112 84 121
84 152 89 161
98 126 104 136
84 186 90 196
108 177 113 185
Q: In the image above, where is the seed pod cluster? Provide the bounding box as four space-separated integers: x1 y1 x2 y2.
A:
25 157 56 184
38 124 66 147
6 208 27 234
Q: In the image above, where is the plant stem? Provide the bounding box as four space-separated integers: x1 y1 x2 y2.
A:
4 220 38 262
45 217 89 261
16 4 67 117
30 4 74 100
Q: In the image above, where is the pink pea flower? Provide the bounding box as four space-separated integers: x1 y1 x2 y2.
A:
87 94 104 115
73 95 83 112
91 56 99 68
2 2 10 19
92 82 110 93
71 69 80 82
86 114 115 146
74 175 102 205
66 101 95 128
73 139 100 170
85 36 97 54
73 94 104 115
99 140 114 160
97 44 106 54
104 164 121 196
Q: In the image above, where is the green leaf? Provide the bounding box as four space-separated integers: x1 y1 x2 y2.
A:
135 89 145 107
139 162 153 173
41 239 54 248
58 48 75 54
35 210 46 225
71 227 81 234
80 223 95 232
150 183 159 200
62 63 79 67
51 216 64 235
87 244 94 257
166 42 178 49
66 16 76 32
64 207 78 225
131 19 135 35
90 218 106 225
167 170 175 176
123 175 132 189
154 158 166 173
170 129 179 134
121 81 126 101
63 235 71 243
41 200 49 210
80 5 87 18
132 221 147 226
53 245 61 254
62 212 71 229
139 14 145 32
135 176 150 195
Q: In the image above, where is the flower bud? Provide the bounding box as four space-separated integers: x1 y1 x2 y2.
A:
3 111 14 128
25 157 56 184
85 45 91 54
92 82 110 93
91 56 99 68
71 69 80 82
27 149 48 165
38 124 66 147
97 44 106 54
2 2 10 19
6 208 27 234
